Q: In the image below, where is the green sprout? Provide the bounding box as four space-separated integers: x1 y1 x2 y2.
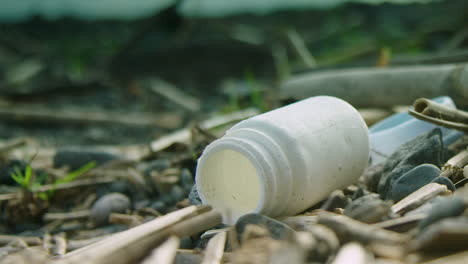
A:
10 161 96 201
10 165 33 189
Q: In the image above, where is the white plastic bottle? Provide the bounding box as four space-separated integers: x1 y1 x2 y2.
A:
196 96 369 224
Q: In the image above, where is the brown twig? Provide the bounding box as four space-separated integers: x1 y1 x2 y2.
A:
140 236 180 264
391 183 451 215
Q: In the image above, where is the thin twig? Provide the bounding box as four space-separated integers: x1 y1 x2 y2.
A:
140 236 180 264
201 231 227 264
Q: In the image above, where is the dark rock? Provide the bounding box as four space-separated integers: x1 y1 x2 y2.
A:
90 193 131 226
377 129 446 199
150 201 167 212
142 159 171 176
235 214 295 242
188 185 202 205
0 159 28 185
431 176 455 192
170 185 186 202
418 197 465 230
54 148 120 170
389 164 440 202
320 190 349 211
180 169 194 191
179 237 193 250
344 194 392 223
412 216 468 252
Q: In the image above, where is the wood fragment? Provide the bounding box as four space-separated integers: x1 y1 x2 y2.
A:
281 64 468 107
148 78 201 112
140 236 180 264
201 231 227 264
0 138 28 153
52 233 67 256
391 183 450 215
286 28 316 69
413 98 468 124
0 106 182 129
0 235 42 246
67 236 111 252
56 205 221 264
373 214 427 232
109 213 144 227
317 212 408 245
331 242 372 264
149 108 259 154
43 210 90 222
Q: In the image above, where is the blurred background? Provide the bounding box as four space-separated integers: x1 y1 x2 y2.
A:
0 0 467 147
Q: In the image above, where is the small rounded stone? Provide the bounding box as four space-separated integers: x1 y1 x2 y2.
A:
389 164 441 202
188 184 202 205
431 176 455 192
90 193 131 226
418 197 465 230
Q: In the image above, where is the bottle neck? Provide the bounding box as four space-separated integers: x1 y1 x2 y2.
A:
224 127 293 217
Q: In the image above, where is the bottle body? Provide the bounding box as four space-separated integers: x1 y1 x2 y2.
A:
196 96 369 224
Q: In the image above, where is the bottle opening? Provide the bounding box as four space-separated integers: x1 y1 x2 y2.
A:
197 148 262 224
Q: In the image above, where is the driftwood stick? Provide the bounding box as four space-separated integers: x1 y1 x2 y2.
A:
0 106 182 129
201 231 227 264
317 212 408 245
0 235 42 246
391 183 450 215
56 205 220 264
413 98 468 124
140 236 180 264
281 63 468 107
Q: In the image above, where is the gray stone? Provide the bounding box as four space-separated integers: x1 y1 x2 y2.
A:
389 164 440 202
90 193 131 226
180 169 194 190
321 190 349 211
377 129 445 199
418 197 465 230
235 214 296 242
344 194 392 223
431 176 455 192
170 185 186 202
188 184 202 205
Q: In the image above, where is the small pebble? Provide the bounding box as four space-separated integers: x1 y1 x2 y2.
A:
54 149 119 170
90 193 131 226
170 185 186 202
418 197 465 230
180 169 194 190
235 214 295 242
344 194 392 223
321 190 349 211
389 164 440 202
430 176 455 192
377 129 445 199
188 184 202 205
150 201 167 213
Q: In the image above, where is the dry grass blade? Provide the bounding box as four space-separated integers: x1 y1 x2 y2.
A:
140 236 180 264
391 183 450 215
57 205 212 264
201 231 227 264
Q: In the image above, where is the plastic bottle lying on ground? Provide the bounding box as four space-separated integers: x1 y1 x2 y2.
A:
369 96 463 166
196 96 370 224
